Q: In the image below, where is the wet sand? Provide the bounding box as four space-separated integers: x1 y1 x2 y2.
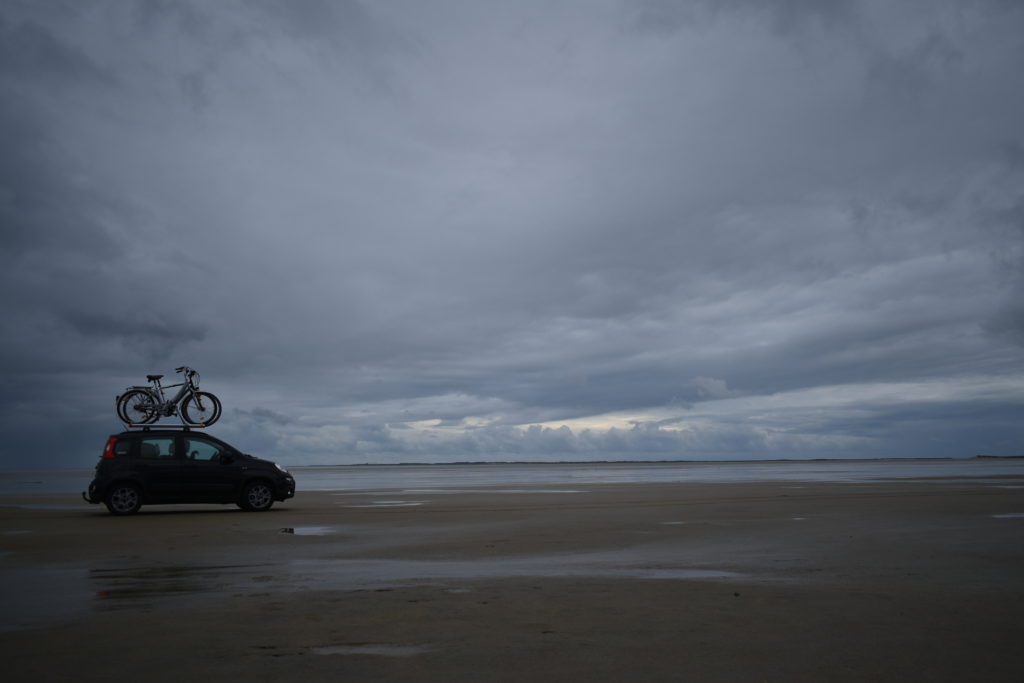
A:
2 478 1023 681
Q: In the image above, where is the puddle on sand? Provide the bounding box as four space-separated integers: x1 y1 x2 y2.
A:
399 489 583 495
279 526 336 536
623 568 737 580
342 500 427 508
332 489 584 496
313 644 432 657
270 556 741 587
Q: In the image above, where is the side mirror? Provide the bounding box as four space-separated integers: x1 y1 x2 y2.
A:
219 453 235 464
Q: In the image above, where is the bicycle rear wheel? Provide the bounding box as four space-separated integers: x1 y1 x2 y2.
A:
181 391 222 426
117 389 159 424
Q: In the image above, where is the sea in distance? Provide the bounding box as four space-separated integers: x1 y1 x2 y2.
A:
3 457 1024 497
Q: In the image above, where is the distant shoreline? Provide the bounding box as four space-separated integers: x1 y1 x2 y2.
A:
4 455 1024 497
329 454 1024 467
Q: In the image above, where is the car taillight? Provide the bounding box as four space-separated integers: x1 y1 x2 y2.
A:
103 437 118 459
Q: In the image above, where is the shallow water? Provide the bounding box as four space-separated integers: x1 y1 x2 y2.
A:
290 459 1024 492
3 459 1022 496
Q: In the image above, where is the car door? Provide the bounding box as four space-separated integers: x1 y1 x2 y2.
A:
178 434 242 501
133 435 183 498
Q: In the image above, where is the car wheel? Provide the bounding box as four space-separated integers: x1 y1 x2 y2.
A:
105 483 142 515
240 481 274 511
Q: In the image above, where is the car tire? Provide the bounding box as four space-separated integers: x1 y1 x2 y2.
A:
105 483 142 515
239 481 274 511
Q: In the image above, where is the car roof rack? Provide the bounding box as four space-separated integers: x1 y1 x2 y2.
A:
121 424 203 431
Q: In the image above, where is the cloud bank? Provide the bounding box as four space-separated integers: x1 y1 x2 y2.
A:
1 0 1022 467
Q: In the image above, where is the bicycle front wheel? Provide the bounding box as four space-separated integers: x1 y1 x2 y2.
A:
117 389 158 424
181 391 222 426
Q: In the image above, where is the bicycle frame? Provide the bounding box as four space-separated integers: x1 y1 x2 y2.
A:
127 372 200 416
152 379 194 408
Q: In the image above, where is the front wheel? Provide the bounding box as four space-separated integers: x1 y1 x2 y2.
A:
116 389 158 424
180 391 222 426
239 481 275 511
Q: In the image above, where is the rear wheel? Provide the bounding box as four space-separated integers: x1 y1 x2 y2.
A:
239 481 274 511
181 391 222 426
105 483 142 515
116 390 158 424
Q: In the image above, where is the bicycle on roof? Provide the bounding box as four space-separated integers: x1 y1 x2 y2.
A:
115 366 222 427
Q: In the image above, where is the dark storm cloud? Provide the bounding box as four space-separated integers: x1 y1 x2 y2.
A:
0 12 112 85
627 0 860 36
1 0 1022 467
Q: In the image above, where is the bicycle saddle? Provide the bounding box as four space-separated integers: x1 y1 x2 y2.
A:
147 374 164 381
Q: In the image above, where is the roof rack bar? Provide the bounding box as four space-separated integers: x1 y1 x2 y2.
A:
121 424 199 431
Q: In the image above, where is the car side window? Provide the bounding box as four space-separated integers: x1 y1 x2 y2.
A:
185 437 228 462
138 437 176 459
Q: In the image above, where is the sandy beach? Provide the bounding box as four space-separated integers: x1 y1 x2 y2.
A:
2 473 1023 681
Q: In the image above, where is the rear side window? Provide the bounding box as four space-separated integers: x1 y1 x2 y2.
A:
138 437 176 459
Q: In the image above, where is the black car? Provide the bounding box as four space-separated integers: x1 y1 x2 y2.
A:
83 428 295 515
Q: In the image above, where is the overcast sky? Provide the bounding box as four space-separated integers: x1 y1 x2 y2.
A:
2 0 1023 468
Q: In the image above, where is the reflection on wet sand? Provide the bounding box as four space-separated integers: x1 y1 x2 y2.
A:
91 564 272 605
83 553 740 612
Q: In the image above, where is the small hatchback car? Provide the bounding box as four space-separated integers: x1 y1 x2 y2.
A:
83 428 295 515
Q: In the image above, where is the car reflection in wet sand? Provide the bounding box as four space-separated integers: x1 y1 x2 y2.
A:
91 564 273 606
